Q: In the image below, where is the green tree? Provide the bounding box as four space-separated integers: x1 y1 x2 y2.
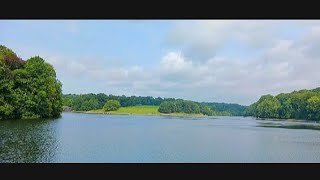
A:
200 105 215 116
244 102 257 116
276 93 293 119
80 98 99 111
103 100 121 112
158 101 177 113
0 45 63 120
306 96 320 120
14 56 63 118
0 60 15 119
256 95 280 118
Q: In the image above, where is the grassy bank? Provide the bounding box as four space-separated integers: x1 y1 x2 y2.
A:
88 106 160 115
83 105 206 117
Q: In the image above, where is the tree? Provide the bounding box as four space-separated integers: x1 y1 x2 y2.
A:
306 96 320 120
200 105 215 116
246 87 320 121
0 60 15 119
103 100 121 112
255 95 280 118
0 45 25 70
276 93 293 119
244 102 257 116
158 101 176 113
159 100 211 115
0 45 63 120
80 98 99 111
14 56 63 118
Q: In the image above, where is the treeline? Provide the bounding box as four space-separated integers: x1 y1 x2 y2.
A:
63 94 163 111
244 87 320 121
62 94 245 116
158 99 232 116
0 45 63 120
201 102 246 116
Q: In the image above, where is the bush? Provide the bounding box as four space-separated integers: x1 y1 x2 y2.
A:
103 100 121 112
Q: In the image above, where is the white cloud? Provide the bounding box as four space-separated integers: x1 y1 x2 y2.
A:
160 52 192 72
166 20 281 61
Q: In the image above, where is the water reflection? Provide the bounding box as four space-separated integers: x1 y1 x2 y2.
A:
0 118 59 163
257 121 320 131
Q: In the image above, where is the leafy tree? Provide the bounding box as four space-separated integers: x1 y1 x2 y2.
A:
243 102 257 116
306 96 320 120
246 87 320 121
103 100 121 112
0 45 63 120
14 56 63 118
158 101 177 113
276 93 293 119
200 105 215 116
0 60 15 119
0 45 25 70
255 95 280 118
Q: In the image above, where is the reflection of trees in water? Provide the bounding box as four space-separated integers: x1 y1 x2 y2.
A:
0 118 59 163
257 121 320 131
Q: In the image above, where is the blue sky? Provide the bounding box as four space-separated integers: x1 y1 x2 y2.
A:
1 20 320 105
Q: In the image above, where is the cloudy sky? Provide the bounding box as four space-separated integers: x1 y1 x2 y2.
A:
1 20 320 105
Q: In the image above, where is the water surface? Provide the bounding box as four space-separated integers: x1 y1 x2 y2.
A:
1 113 320 163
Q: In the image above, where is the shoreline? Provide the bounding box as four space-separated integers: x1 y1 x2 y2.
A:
71 111 207 117
64 112 318 122
252 117 319 123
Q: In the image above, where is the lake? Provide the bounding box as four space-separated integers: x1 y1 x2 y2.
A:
1 112 320 163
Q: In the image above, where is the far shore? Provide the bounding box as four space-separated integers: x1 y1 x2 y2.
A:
66 105 207 117
67 111 319 121
254 117 319 123
72 110 207 117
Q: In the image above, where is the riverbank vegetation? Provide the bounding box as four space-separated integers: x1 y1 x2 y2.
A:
86 105 206 117
62 94 246 116
244 87 320 121
88 105 160 115
158 99 232 116
0 45 63 120
103 100 121 111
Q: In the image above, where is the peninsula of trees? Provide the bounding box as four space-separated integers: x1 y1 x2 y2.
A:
0 45 63 120
244 87 320 121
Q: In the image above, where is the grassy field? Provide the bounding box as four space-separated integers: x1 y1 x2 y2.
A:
85 105 206 117
87 106 160 115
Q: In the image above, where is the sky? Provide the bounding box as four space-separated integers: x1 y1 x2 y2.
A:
1 20 320 106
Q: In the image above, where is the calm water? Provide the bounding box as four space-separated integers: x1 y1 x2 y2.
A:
1 113 320 163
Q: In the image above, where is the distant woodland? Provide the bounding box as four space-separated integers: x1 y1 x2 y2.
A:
245 87 320 121
62 94 246 116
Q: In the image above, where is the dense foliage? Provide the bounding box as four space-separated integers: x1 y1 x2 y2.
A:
0 45 63 120
103 100 121 111
200 102 246 116
244 88 320 121
158 99 232 116
63 94 164 111
63 94 245 116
